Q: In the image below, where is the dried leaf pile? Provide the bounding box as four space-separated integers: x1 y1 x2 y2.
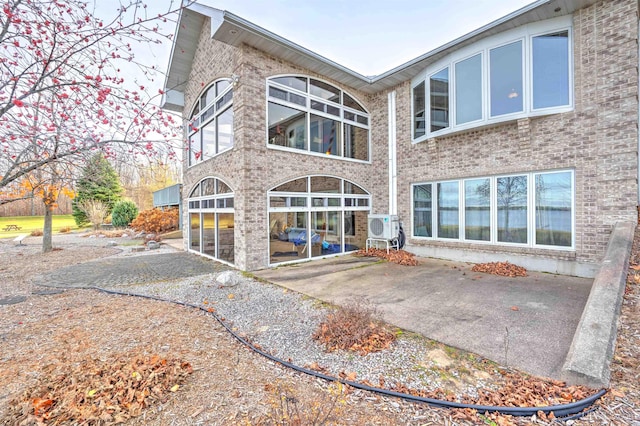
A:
390 372 596 424
7 352 193 424
355 248 418 266
312 300 396 355
471 261 527 277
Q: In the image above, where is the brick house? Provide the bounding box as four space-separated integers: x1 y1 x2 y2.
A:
162 0 638 277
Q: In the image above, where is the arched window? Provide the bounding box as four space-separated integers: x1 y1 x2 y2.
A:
267 175 370 265
188 79 234 167
266 76 370 161
187 177 234 264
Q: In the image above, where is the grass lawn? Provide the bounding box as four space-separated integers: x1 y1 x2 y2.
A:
0 215 86 239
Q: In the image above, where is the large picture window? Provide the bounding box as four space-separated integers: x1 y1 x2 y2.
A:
532 31 569 110
464 178 490 241
267 76 370 161
268 176 370 265
187 177 235 264
412 170 574 249
535 171 572 247
455 54 483 125
489 41 524 117
412 19 572 140
413 184 432 237
497 175 528 244
437 181 458 238
187 79 234 167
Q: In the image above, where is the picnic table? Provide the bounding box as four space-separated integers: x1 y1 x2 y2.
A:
3 224 22 231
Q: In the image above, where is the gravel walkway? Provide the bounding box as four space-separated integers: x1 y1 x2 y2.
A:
33 252 228 288
30 243 497 400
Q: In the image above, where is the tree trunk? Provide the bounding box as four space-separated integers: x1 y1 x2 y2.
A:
43 203 53 253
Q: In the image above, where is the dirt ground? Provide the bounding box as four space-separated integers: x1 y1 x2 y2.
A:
0 232 638 425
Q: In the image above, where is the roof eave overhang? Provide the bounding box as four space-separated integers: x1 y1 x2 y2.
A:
162 0 598 112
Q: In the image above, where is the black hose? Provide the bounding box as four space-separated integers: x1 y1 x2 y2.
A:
91 286 606 419
397 225 406 249
554 406 598 422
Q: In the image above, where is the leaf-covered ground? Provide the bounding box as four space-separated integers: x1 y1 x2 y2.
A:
8 352 192 423
1 232 638 424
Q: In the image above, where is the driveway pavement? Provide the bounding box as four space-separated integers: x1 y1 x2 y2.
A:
254 255 593 380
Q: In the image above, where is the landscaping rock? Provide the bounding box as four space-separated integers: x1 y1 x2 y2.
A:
106 241 117 247
147 240 160 250
216 270 240 287
0 295 27 306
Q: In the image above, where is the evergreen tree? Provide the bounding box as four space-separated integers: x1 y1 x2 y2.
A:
72 154 123 225
111 200 139 228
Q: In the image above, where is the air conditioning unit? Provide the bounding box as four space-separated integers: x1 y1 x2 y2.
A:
368 214 399 240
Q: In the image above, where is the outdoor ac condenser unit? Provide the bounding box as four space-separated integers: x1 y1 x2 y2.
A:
367 214 399 240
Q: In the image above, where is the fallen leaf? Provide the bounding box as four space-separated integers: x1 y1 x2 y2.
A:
511 306 519 311
87 389 97 397
32 398 54 416
227 294 234 300
170 384 179 392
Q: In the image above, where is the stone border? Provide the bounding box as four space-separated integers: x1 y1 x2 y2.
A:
562 221 635 387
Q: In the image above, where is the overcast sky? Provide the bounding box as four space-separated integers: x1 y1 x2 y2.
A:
98 0 536 86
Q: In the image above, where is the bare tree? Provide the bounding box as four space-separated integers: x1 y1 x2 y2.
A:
0 0 187 251
0 0 184 197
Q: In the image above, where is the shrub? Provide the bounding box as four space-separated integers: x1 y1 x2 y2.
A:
31 229 43 236
58 227 72 233
130 208 179 234
111 201 139 228
75 199 110 230
313 298 396 355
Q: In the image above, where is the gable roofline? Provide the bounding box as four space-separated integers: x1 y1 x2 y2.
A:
162 0 596 112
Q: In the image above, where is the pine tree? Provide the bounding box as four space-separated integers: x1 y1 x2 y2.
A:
72 154 123 226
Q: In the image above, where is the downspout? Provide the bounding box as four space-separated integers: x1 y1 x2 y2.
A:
388 90 398 216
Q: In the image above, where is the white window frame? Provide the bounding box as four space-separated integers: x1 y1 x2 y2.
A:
266 75 371 163
411 16 573 143
187 79 234 167
487 37 526 120
453 52 485 127
411 169 575 250
528 28 573 114
267 175 371 266
427 67 451 136
187 177 235 265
